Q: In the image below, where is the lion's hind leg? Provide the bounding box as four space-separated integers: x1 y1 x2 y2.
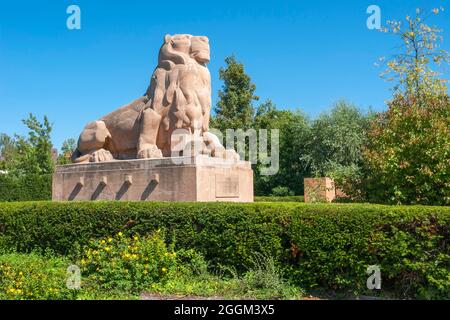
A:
72 121 114 163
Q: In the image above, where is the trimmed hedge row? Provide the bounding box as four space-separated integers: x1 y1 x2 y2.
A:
0 174 52 202
254 196 304 202
0 201 448 299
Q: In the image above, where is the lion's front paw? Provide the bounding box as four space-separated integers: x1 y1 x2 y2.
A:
137 145 163 159
89 149 114 163
213 148 240 161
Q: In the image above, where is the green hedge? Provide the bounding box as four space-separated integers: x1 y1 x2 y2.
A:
0 201 448 299
0 174 52 202
254 196 304 202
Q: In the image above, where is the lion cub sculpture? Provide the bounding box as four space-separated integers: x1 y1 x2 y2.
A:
72 34 238 163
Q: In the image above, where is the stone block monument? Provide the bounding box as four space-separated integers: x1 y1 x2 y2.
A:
52 34 253 202
304 177 336 203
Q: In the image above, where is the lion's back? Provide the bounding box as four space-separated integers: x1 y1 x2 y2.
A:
101 97 148 155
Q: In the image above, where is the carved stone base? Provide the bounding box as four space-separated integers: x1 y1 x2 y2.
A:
52 155 254 202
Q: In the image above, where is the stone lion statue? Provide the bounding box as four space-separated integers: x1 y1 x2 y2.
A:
72 34 237 163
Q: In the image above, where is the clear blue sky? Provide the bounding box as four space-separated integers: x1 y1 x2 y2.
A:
1 0 449 150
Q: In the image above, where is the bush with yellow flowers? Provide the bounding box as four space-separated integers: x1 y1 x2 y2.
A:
0 253 75 300
79 231 178 292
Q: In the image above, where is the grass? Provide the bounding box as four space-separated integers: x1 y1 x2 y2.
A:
0 237 303 300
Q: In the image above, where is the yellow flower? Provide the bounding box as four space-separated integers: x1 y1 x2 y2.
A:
118 232 123 237
161 267 168 273
133 235 139 241
108 237 113 243
100 240 106 245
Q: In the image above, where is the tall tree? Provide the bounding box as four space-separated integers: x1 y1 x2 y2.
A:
379 7 449 98
365 8 450 205
213 55 259 131
0 134 17 169
302 101 371 175
300 101 372 198
254 102 310 196
10 114 54 176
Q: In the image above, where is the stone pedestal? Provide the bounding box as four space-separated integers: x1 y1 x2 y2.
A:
52 155 253 202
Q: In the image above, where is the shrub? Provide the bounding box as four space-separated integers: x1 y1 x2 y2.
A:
0 201 448 299
364 93 450 205
0 253 75 300
0 174 51 202
79 231 178 292
270 186 295 197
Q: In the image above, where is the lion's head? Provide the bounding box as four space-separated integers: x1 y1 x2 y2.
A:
158 34 210 67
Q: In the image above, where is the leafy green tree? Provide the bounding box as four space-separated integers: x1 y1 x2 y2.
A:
379 7 449 98
9 114 54 176
0 134 17 170
365 8 450 205
300 101 372 197
213 55 259 131
58 138 77 165
364 94 449 205
212 56 311 196
254 100 310 196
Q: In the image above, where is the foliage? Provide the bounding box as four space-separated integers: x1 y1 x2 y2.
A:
0 174 52 202
0 134 17 170
211 57 371 197
254 196 304 202
0 253 75 300
0 114 54 202
379 7 449 98
364 8 450 205
232 253 300 299
301 101 370 193
0 236 299 300
254 103 311 196
364 94 450 205
213 55 259 132
0 201 448 299
4 114 54 176
146 251 300 299
58 138 77 165
285 204 450 299
79 231 178 292
270 186 294 197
